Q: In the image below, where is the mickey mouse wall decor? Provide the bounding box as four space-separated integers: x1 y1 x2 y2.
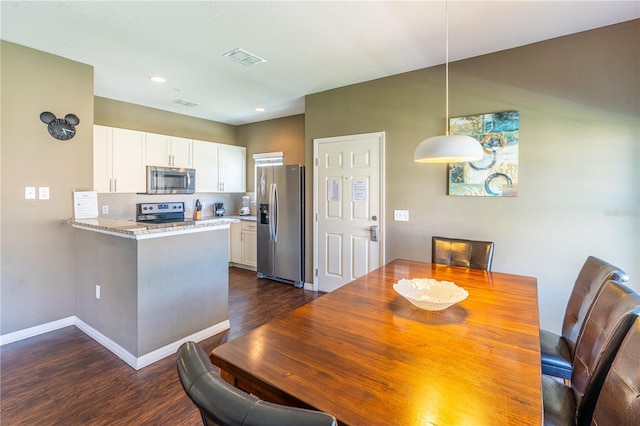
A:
40 111 80 141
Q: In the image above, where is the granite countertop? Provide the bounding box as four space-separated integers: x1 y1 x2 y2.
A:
223 215 256 221
67 217 240 240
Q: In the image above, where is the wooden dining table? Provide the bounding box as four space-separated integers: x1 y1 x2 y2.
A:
210 259 542 425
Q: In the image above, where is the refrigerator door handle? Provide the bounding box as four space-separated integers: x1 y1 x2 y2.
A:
269 183 275 241
273 184 279 243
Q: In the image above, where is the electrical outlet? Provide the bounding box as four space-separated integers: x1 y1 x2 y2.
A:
102 205 109 215
39 187 50 200
394 210 409 221
25 187 36 200
96 285 101 300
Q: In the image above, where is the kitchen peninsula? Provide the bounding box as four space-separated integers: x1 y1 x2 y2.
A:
69 218 237 369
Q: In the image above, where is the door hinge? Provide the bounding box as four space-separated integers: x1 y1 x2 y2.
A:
315 213 318 221
315 158 318 166
315 268 318 277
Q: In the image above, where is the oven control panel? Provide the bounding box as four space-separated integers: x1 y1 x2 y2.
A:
137 202 185 213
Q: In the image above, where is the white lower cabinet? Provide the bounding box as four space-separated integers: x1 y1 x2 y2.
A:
229 222 242 264
229 220 257 269
240 221 257 267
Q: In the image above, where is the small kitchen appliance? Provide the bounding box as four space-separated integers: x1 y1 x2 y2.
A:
136 202 185 223
214 203 225 217
240 196 251 216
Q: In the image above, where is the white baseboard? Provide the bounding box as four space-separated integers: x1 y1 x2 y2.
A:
134 320 231 369
2 316 231 370
74 318 139 369
0 316 75 346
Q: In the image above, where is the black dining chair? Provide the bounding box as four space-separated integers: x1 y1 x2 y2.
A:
540 256 628 380
176 341 337 426
542 280 640 425
431 236 494 271
543 310 640 426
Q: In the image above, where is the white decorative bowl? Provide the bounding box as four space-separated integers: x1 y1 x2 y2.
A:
393 278 469 311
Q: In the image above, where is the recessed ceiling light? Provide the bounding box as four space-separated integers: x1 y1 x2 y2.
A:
255 107 265 112
149 76 166 83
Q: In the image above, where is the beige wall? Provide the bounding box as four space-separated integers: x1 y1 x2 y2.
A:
237 114 305 193
1 41 94 334
95 96 237 145
305 20 640 332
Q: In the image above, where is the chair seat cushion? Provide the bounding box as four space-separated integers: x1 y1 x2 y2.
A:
543 375 577 426
540 329 573 380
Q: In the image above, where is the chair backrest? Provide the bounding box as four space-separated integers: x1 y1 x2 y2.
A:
431 236 494 271
176 341 337 426
591 315 640 426
570 281 640 425
561 256 629 357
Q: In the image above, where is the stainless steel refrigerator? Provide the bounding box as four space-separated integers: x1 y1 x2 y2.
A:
257 164 305 288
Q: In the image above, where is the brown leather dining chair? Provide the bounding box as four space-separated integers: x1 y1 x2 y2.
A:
431 236 494 271
542 280 640 425
591 315 640 426
540 256 628 380
176 341 337 426
543 311 640 426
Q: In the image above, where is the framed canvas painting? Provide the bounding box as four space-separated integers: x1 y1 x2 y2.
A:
448 110 519 197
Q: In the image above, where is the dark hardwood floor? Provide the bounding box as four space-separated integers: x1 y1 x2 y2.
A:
0 267 322 425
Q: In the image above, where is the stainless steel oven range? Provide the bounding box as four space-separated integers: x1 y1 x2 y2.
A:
136 202 185 224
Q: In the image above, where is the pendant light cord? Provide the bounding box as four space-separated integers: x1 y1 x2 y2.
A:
445 0 450 135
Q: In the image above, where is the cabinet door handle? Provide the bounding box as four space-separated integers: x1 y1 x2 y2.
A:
109 179 113 193
114 179 117 193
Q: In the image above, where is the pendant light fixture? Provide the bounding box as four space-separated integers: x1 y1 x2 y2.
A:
414 1 482 164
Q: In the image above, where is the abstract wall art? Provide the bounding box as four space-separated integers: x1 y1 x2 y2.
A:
448 110 519 197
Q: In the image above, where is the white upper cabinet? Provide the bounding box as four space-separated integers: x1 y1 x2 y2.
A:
145 132 192 168
192 140 220 193
93 125 145 193
94 125 245 194
192 141 245 193
218 145 246 193
170 136 193 168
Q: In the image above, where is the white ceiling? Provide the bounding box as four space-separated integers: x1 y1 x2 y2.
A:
1 1 638 125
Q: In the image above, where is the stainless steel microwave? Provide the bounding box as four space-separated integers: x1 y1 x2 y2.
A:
146 166 195 194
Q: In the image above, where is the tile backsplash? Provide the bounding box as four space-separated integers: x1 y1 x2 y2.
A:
97 192 254 220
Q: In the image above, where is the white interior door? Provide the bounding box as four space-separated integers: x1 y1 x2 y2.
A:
314 132 384 293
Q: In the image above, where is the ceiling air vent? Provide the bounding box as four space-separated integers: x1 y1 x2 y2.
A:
224 48 266 67
172 99 199 107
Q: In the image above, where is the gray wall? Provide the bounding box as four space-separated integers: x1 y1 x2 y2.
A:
305 20 640 332
74 228 229 356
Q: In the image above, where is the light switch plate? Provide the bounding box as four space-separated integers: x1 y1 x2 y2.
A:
39 187 50 200
394 210 409 221
25 187 36 199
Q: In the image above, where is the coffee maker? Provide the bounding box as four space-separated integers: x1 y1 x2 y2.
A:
214 203 225 217
239 196 251 216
